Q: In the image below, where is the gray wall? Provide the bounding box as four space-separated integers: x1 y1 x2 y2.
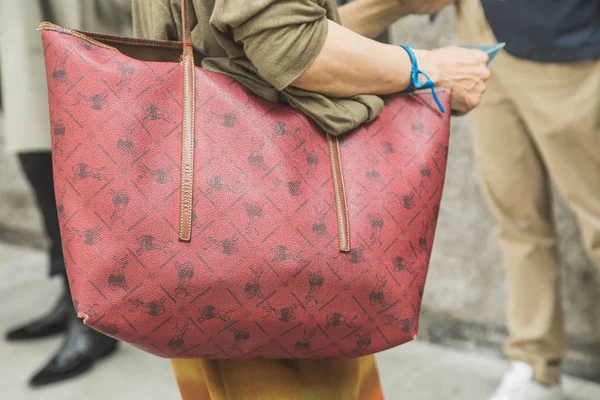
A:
1 6 598 381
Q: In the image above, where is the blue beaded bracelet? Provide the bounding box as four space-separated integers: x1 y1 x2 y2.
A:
399 45 445 113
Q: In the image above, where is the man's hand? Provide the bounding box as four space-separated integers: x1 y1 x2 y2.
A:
397 0 456 15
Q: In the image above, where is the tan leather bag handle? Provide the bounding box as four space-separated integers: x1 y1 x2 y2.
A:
177 0 195 242
175 1 350 252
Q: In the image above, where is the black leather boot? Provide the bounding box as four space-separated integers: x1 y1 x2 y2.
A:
18 152 66 277
29 315 118 387
5 294 71 341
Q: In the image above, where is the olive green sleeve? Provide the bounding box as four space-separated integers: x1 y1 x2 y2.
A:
211 0 329 91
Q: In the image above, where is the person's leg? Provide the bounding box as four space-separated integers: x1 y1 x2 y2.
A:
171 356 383 400
6 152 72 341
471 65 566 385
17 152 65 276
510 58 600 272
459 0 566 386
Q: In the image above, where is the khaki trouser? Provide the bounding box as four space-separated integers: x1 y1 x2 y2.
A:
458 0 600 385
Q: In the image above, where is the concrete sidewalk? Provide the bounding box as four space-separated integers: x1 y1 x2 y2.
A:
1 242 599 400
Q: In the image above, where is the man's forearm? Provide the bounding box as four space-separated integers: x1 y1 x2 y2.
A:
291 20 437 97
338 0 408 38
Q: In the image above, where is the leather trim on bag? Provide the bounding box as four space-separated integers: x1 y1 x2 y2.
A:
39 22 205 65
178 0 196 242
39 22 116 50
402 87 448 95
327 134 351 253
82 32 184 50
40 21 182 50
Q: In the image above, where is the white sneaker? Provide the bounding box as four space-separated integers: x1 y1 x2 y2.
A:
488 361 565 400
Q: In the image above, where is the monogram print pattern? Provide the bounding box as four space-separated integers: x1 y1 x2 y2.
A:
42 28 451 359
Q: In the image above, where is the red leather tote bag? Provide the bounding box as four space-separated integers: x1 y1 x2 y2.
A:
40 1 451 359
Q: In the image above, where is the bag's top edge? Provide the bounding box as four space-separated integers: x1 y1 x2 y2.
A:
407 87 449 95
39 21 117 50
38 22 185 51
38 22 450 97
38 21 66 32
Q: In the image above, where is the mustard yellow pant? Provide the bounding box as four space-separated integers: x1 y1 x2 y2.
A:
459 0 600 385
171 357 383 400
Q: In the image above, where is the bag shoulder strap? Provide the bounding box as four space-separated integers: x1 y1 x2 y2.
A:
174 1 350 251
178 0 196 241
